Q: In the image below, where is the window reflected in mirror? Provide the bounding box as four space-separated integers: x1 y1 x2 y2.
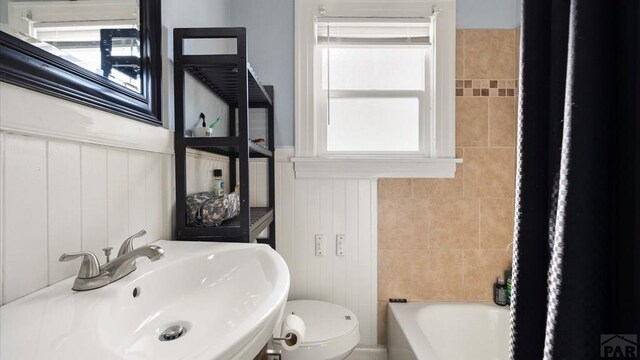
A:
0 0 142 93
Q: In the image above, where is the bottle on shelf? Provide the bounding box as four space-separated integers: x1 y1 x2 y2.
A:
211 169 224 196
494 277 508 306
505 269 512 305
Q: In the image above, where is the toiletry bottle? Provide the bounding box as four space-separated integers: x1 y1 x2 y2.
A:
212 169 224 196
494 277 508 306
505 269 512 305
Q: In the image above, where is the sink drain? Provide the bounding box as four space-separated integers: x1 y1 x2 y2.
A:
159 325 186 341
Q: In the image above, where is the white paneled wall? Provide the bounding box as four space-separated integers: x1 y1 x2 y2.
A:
48 141 82 284
0 133 170 304
0 133 4 304
186 149 231 195
248 160 270 207
0 135 378 345
2 134 48 304
274 151 378 345
0 132 229 305
186 151 268 205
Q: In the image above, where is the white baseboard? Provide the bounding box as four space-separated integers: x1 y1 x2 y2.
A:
346 346 388 360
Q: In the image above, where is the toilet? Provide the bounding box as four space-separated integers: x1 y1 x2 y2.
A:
271 300 360 360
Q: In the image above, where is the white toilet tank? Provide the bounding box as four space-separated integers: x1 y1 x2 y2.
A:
271 300 360 360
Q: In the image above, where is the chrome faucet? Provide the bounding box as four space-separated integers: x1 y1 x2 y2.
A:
59 230 164 291
102 231 164 283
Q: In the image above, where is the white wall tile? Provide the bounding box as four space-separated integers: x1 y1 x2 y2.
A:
47 141 82 284
81 145 109 257
3 134 48 303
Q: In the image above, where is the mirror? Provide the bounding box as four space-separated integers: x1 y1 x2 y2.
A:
0 0 161 125
1 0 142 92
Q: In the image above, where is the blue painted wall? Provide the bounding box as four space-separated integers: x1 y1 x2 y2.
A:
230 0 295 147
230 0 522 146
457 0 521 29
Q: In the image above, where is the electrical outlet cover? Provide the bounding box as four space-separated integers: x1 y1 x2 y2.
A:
315 234 324 256
336 234 345 256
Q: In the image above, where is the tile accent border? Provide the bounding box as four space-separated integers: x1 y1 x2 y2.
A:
455 79 519 97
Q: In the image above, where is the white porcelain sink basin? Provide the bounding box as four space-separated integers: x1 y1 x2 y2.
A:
0 240 290 360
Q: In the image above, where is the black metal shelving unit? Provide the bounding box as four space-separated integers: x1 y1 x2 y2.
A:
173 27 275 248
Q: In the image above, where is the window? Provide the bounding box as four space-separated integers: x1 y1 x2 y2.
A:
294 1 457 178
316 20 432 155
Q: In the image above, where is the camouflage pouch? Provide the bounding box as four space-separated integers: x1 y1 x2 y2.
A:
186 192 241 227
224 192 240 221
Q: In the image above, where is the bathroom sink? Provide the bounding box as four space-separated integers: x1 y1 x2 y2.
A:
0 240 290 360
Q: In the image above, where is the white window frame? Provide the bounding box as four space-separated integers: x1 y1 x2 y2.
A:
293 0 459 178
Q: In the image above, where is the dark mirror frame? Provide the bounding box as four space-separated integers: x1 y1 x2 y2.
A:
0 1 162 126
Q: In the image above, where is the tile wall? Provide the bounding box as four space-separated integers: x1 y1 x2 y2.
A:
377 29 520 344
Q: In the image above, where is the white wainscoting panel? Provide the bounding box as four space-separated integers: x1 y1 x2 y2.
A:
0 132 228 305
107 148 130 250
0 132 4 304
128 151 148 237
81 145 109 258
186 149 230 195
274 149 378 345
250 160 269 207
2 135 48 303
47 141 82 284
145 152 172 248
1 139 379 346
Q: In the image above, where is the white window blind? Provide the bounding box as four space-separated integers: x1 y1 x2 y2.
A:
316 19 431 46
315 18 432 154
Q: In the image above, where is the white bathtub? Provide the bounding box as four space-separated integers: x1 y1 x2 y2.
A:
387 302 510 360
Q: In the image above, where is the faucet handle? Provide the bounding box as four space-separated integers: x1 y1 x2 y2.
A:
102 247 114 262
117 229 147 257
59 252 102 279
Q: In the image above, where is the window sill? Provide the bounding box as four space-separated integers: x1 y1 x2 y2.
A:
291 156 462 179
